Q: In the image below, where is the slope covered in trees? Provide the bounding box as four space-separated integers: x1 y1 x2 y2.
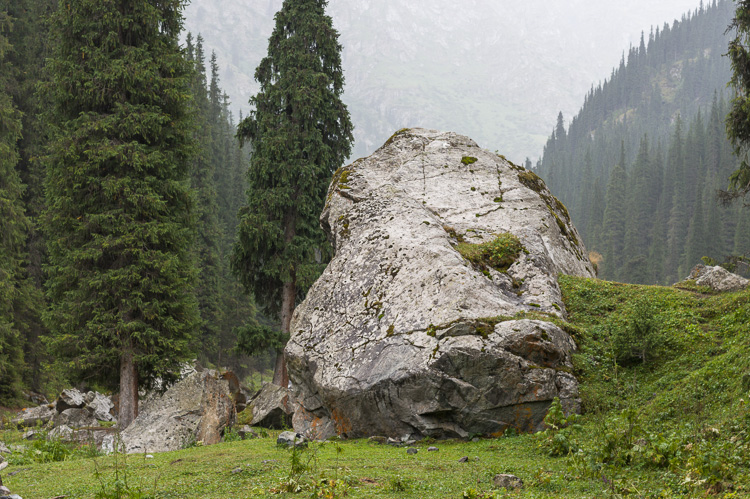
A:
537 0 748 285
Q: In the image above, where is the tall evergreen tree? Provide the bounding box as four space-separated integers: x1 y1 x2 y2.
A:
1 0 53 392
45 0 199 428
233 0 354 386
0 11 29 401
726 0 750 200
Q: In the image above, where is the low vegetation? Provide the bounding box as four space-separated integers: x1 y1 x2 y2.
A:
457 233 525 274
1 276 748 497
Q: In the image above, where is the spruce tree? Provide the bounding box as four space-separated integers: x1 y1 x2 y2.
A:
727 0 750 200
45 0 199 428
0 11 28 401
233 0 354 386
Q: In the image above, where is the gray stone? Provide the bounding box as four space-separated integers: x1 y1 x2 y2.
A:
428 446 439 452
0 461 6 470
0 442 10 455
11 404 55 428
386 438 401 447
406 448 418 455
0 486 9 495
237 425 258 440
48 424 116 451
245 383 295 429
287 129 590 440
458 456 469 463
53 408 100 429
120 369 236 454
24 391 48 406
21 430 41 441
56 388 86 412
686 265 750 293
492 473 524 490
85 392 115 422
277 431 306 448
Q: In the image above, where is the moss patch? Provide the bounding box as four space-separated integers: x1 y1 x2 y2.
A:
461 156 478 166
457 233 524 273
383 127 411 147
517 170 546 193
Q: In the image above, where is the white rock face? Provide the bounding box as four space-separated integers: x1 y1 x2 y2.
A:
286 128 594 440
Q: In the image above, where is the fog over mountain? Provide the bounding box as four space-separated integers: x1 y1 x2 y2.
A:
184 0 706 162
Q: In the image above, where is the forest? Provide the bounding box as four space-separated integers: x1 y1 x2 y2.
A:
537 0 750 285
0 0 266 405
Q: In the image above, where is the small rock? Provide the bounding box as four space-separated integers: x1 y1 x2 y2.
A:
428 446 439 452
0 461 7 471
237 425 257 440
0 442 10 454
56 388 86 412
406 448 418 455
261 459 278 464
277 431 306 448
231 467 242 474
368 436 387 444
0 485 11 495
402 439 416 446
458 456 469 463
21 430 40 441
471 437 480 442
386 437 401 447
492 473 524 490
145 455 154 459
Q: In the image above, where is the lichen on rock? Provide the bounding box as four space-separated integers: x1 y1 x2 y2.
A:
286 128 595 440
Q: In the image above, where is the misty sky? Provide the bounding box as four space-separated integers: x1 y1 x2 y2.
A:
185 0 714 160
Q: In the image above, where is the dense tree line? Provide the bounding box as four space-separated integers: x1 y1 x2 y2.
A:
0 0 265 405
537 0 749 285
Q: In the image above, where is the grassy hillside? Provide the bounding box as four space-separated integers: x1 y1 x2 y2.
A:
1 276 748 498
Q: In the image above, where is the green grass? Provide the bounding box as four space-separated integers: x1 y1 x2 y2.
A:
2 276 749 498
0 432 617 498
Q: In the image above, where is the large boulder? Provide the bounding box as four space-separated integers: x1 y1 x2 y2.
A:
286 128 594 440
120 369 236 453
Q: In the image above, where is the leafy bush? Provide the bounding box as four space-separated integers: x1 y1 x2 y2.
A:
536 397 580 457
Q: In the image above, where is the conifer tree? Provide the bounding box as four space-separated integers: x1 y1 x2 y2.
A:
0 11 29 401
233 0 354 386
45 0 199 428
726 0 750 200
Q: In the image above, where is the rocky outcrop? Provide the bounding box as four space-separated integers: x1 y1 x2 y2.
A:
286 128 594 440
686 264 750 293
120 369 236 453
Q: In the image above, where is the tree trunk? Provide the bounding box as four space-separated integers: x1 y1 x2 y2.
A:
273 279 295 387
119 348 139 430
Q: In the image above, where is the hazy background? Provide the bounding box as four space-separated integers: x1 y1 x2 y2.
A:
184 0 707 162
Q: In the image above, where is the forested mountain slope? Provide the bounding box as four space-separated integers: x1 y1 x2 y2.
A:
537 0 749 285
